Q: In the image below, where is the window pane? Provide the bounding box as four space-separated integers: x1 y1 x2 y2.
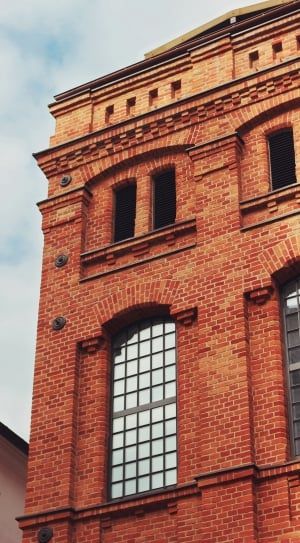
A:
165 334 175 349
165 403 176 419
139 389 150 405
127 360 138 376
138 426 150 442
114 347 125 363
125 463 136 479
113 396 124 412
165 382 176 398
152 423 164 439
152 385 163 402
152 352 163 368
152 322 164 336
152 439 164 455
289 348 300 364
126 413 137 429
125 446 137 462
152 369 163 385
139 410 150 426
112 466 123 482
125 480 136 495
288 331 300 348
152 472 164 489
165 469 177 486
113 433 124 449
291 371 300 385
152 406 163 422
152 455 163 472
111 482 123 499
138 459 150 475
139 442 150 458
165 436 176 452
127 344 138 360
165 350 176 365
165 452 177 469
140 356 151 372
138 476 150 492
114 364 125 379
166 419 176 435
126 392 137 409
140 341 151 356
112 449 123 465
113 417 124 433
165 365 176 382
114 380 125 395
139 372 150 388
126 376 138 392
287 313 299 331
140 321 151 340
152 336 163 353
125 429 137 446
286 298 298 312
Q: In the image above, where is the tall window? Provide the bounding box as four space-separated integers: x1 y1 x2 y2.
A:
114 183 136 242
110 318 177 499
282 278 300 456
268 129 297 190
153 169 176 230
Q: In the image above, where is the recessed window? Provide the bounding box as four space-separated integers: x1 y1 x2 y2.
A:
149 88 158 107
105 105 114 124
249 50 259 69
282 278 300 457
114 183 136 242
268 129 297 190
110 318 177 500
171 80 181 100
272 41 282 59
153 169 176 230
126 97 136 115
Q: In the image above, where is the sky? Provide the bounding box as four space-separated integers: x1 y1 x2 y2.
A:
0 0 265 441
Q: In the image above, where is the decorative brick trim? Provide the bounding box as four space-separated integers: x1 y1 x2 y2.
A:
79 336 104 354
35 62 299 177
171 307 197 325
247 286 274 305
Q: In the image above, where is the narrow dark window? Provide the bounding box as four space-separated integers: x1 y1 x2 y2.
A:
171 80 181 99
153 169 176 230
249 50 259 68
268 129 297 190
110 318 177 499
272 41 282 59
114 184 136 242
105 104 114 124
282 278 300 456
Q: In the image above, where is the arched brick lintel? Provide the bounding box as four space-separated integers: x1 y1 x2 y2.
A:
91 279 188 333
236 96 300 136
259 236 300 285
83 144 192 188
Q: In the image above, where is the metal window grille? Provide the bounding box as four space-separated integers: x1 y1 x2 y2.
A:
153 169 176 230
110 318 177 499
282 278 300 456
268 129 297 190
114 184 136 242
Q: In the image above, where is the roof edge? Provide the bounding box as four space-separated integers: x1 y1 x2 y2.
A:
0 422 29 455
145 0 295 59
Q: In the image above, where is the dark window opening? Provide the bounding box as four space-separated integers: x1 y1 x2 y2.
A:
249 50 259 68
272 41 283 59
171 80 181 99
153 169 176 230
114 184 136 242
268 129 297 190
109 317 177 500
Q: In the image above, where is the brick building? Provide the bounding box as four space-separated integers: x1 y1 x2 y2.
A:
19 1 300 541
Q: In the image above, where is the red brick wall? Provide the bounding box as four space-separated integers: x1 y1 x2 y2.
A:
20 3 300 543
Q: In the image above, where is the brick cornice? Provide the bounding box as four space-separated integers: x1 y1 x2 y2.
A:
34 60 299 178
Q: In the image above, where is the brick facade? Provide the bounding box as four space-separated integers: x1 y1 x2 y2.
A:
20 1 300 541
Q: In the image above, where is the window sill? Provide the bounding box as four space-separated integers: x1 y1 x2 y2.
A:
80 218 196 281
240 182 300 228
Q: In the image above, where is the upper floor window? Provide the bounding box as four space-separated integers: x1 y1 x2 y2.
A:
268 129 297 191
110 317 177 499
282 278 300 456
114 183 136 242
153 169 176 230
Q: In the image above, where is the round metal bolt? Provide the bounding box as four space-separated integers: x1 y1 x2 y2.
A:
55 254 68 268
38 527 53 543
52 316 66 331
60 175 72 187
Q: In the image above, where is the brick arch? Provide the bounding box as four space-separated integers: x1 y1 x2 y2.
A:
92 279 183 332
259 236 300 284
82 144 191 188
236 96 300 136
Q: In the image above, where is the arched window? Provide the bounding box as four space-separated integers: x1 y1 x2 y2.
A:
110 317 177 499
282 278 300 456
